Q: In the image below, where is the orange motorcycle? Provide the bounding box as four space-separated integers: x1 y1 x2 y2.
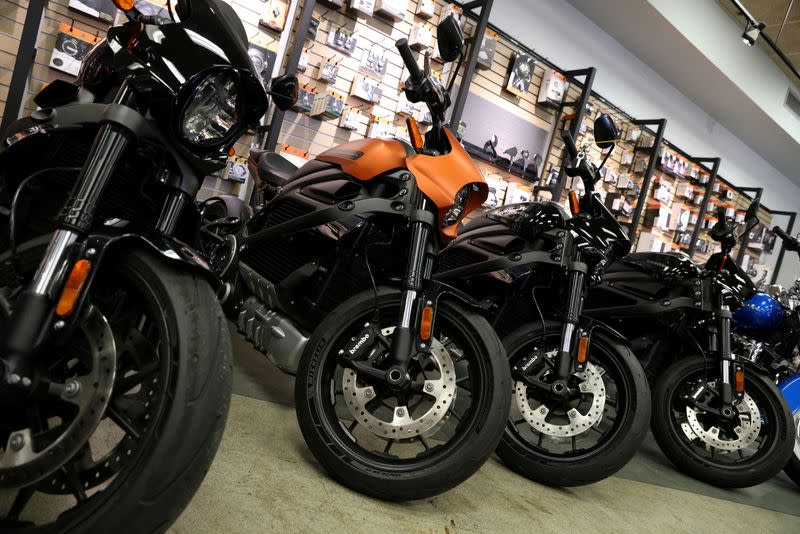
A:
201 17 510 500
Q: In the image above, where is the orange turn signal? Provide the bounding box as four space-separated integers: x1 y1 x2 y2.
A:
56 259 92 317
113 0 135 10
420 305 433 340
407 117 424 151
735 368 745 393
569 191 580 215
576 335 589 364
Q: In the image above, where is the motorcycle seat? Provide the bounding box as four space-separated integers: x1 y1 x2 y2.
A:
253 151 298 187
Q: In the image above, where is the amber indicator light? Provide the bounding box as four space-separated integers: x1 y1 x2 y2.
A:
407 117 424 151
56 259 92 317
420 305 433 340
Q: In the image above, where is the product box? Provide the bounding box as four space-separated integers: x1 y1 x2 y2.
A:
308 17 321 40
248 40 278 83
537 69 567 105
316 61 339 83
417 108 433 125
260 0 289 32
375 0 407 22
327 27 358 55
367 115 395 138
360 45 389 79
69 0 117 22
476 29 498 70
441 3 464 26
310 92 345 119
351 74 383 103
339 107 363 130
637 231 668 253
49 23 98 76
349 0 375 18
506 53 536 97
396 92 416 117
297 52 309 72
291 86 315 113
622 150 634 165
222 156 250 184
675 183 693 200
416 0 436 19
409 23 434 51
617 174 634 190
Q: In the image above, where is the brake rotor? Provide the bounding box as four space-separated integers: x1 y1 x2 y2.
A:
0 305 117 489
515 362 606 438
681 392 762 452
342 334 456 439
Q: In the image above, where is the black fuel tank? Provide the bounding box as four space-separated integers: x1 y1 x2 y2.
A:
605 252 701 285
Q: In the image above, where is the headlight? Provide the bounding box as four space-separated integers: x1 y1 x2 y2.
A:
180 70 241 147
442 184 479 227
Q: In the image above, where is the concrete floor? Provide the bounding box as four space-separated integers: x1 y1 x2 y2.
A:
168 332 800 533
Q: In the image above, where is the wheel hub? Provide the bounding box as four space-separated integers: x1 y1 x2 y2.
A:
681 390 761 452
342 335 456 439
0 305 117 489
515 362 606 438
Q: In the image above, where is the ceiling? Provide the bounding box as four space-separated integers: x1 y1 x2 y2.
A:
719 0 800 84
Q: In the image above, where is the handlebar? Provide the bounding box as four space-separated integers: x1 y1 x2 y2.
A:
562 130 579 162
773 225 800 252
396 39 424 85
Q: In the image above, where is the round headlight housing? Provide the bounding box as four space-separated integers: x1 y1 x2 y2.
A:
179 69 242 147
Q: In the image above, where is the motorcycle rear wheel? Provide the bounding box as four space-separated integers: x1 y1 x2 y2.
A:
651 355 794 488
295 287 510 501
0 248 232 533
784 409 800 487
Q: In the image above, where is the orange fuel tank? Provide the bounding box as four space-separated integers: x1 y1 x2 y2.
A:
316 138 411 181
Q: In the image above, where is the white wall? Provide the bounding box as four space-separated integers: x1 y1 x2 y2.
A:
488 0 800 286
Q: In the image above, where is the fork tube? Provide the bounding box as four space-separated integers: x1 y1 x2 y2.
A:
555 259 588 380
718 304 735 408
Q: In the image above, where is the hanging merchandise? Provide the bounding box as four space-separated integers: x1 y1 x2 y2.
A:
349 0 375 17
505 52 535 97
504 182 532 205
416 0 436 19
374 0 407 22
316 59 339 83
327 26 359 55
339 107 363 130
69 0 117 22
308 16 321 40
360 44 390 79
409 23 434 52
476 29 497 70
416 107 432 125
248 37 278 83
297 52 309 72
311 92 345 119
366 115 395 138
396 92 416 117
292 85 316 113
483 175 508 208
260 0 289 32
441 3 464 27
222 156 250 184
350 74 383 103
49 23 98 76
537 69 567 105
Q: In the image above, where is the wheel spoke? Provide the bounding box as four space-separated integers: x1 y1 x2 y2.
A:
115 361 158 395
513 418 526 425
106 405 142 439
383 439 394 454
419 436 430 451
7 487 34 521
61 464 88 502
348 420 358 432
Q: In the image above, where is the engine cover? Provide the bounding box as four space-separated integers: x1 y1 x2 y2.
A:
237 296 309 374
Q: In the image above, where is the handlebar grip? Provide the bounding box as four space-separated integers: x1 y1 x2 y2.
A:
396 39 423 84
773 225 791 241
561 130 578 161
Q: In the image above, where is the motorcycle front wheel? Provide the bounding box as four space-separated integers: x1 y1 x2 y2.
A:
0 248 232 533
496 321 650 486
651 355 795 488
295 287 511 501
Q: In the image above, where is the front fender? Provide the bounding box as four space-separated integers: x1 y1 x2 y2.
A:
778 373 800 414
580 315 629 345
429 279 489 314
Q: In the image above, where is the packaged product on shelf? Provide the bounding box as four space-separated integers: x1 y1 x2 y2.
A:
655 182 672 203
622 150 633 165
367 115 395 138
339 107 363 130
327 26 359 55
504 182 532 205
671 204 690 231
637 231 669 253
689 210 699 225
260 0 289 32
763 230 778 253
441 3 464 26
349 0 375 18
396 92 416 117
725 188 735 200
417 108 432 125
537 69 567 105
351 74 383 103
316 60 339 83
476 29 498 70
297 52 309 72
735 210 746 223
600 167 618 183
49 23 98 76
69 0 117 22
724 205 736 219
360 44 390 79
506 53 536 97
616 173 634 190
483 175 508 208
308 16 321 40
310 92 345 119
248 40 278 83
675 183 693 199
416 0 436 19
374 0 407 22
222 156 250 184
409 23 434 51
292 86 316 113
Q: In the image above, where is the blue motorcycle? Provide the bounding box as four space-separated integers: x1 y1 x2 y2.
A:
732 226 800 486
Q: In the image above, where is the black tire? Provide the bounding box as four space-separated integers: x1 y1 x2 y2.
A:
651 356 795 488
785 449 800 488
496 321 650 486
3 249 232 533
295 287 510 501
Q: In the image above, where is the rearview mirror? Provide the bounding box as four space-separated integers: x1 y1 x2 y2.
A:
437 16 464 62
269 75 299 111
594 114 619 151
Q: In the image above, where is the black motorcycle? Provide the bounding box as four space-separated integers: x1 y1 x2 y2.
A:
584 204 796 487
435 116 651 486
199 18 511 501
0 1 295 530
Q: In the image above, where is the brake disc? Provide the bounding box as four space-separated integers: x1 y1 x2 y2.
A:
342 333 456 439
681 392 762 452
515 362 606 438
0 305 117 489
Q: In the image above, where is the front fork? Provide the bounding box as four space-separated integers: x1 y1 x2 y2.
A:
552 259 588 391
385 196 435 387
711 303 743 417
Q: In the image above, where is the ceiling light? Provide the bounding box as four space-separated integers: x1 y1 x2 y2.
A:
742 20 766 46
